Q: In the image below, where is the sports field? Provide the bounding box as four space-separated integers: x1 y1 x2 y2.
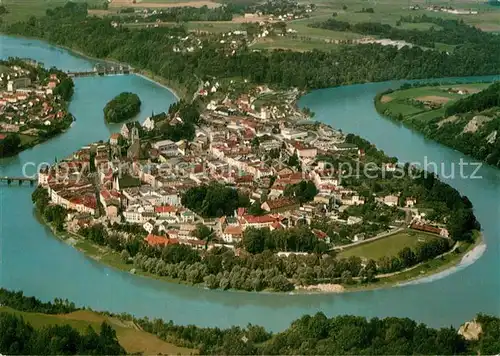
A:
337 230 439 260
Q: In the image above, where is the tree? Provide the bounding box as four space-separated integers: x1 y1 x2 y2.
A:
103 92 141 123
242 228 267 254
341 270 353 284
120 249 131 264
283 180 318 203
0 134 21 157
398 247 416 268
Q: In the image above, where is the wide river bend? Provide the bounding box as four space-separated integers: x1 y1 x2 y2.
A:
0 35 499 331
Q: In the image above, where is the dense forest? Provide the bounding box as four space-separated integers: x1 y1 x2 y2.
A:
103 92 141 123
445 82 500 116
1 288 499 355
0 313 125 355
0 133 21 157
4 3 500 98
0 288 77 314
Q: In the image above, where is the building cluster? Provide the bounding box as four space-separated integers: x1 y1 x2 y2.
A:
426 5 478 15
0 66 68 135
38 80 445 252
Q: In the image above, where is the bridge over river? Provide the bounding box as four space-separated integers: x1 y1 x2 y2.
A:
67 64 134 78
0 176 37 186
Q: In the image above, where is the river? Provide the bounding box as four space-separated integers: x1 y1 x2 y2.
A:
0 35 499 331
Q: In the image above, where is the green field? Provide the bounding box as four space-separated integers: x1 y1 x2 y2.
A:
1 0 102 23
0 306 196 355
377 83 493 124
337 230 440 260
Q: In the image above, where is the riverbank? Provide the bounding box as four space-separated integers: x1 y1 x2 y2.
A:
0 34 186 101
373 83 500 169
40 205 484 295
54 43 186 100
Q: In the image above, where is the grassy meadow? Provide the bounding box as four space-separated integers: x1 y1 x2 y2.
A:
2 0 499 52
376 83 493 124
0 306 196 355
337 230 439 260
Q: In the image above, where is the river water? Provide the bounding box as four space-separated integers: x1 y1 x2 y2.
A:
0 35 499 331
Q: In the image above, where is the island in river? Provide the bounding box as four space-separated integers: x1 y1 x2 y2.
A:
0 58 74 157
375 82 500 168
104 92 141 123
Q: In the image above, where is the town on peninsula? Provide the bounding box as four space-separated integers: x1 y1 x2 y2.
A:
0 0 499 354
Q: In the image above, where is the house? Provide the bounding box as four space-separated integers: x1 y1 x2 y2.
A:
121 121 141 140
143 219 156 234
261 198 299 213
144 234 179 247
153 139 180 157
347 216 363 225
312 229 331 244
405 197 417 208
383 195 399 207
384 163 397 172
222 225 243 243
155 205 177 217
294 142 317 160
110 133 121 146
106 205 119 219
353 233 366 242
180 210 195 223
341 194 365 206
142 117 155 131
333 143 358 151
281 128 308 140
241 214 276 229
410 222 449 238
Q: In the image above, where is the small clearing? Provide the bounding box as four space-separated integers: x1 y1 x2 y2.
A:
462 115 493 134
437 115 459 128
416 95 451 105
380 95 393 103
450 85 483 94
0 307 196 355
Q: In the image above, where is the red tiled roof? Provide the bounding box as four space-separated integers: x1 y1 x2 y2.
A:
224 225 243 235
263 198 297 210
312 229 328 239
243 215 276 224
271 221 284 230
410 222 441 235
0 134 7 140
155 205 177 213
144 234 179 247
237 208 247 217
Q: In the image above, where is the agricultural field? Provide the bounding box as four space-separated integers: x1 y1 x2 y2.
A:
0 0 102 23
250 36 343 51
337 230 440 260
108 0 221 9
296 0 500 31
376 83 492 124
0 306 196 355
